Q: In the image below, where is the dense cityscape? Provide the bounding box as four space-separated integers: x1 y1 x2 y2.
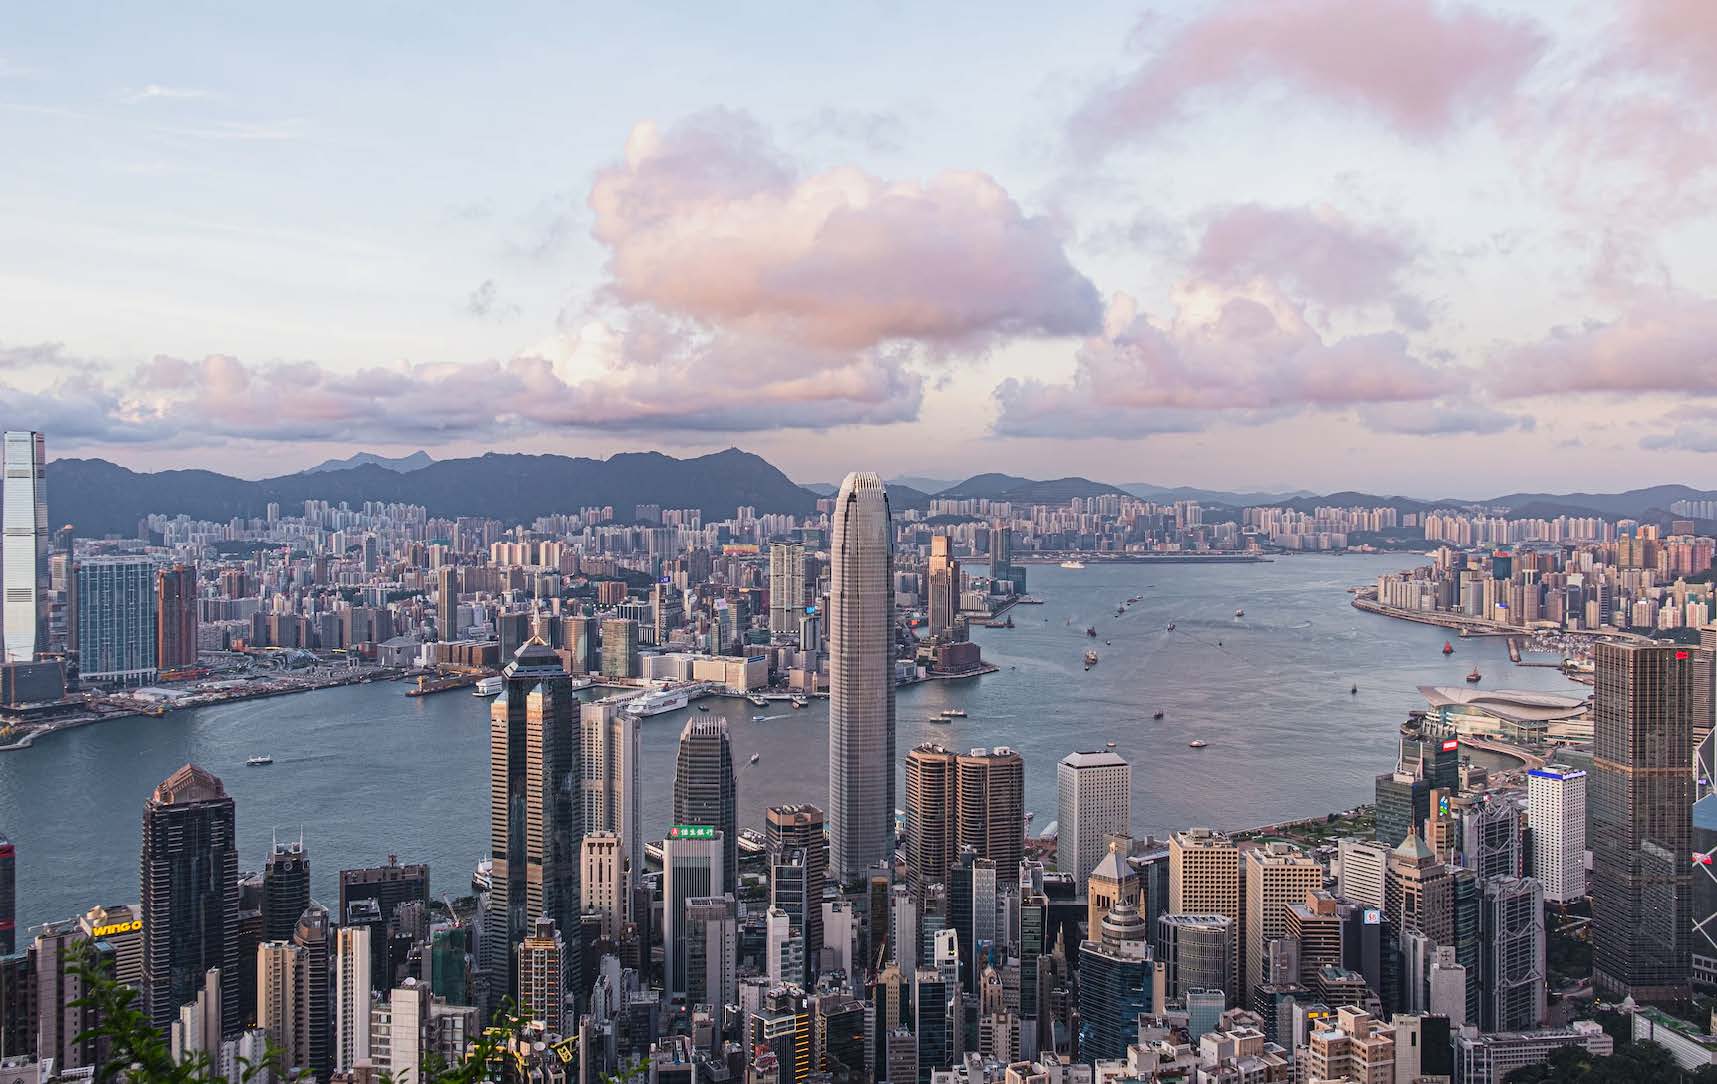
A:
1 427 1716 1084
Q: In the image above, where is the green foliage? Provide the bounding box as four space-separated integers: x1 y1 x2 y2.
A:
1502 1038 1701 1084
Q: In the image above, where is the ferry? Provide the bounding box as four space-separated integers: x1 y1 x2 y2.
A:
790 695 809 709
473 676 504 697
1060 560 1086 570
245 754 274 767
738 829 767 856
1234 608 1245 618
1153 711 1165 720
644 841 665 864
1083 650 1099 668
940 708 968 718
929 716 951 724
1166 623 1176 631
749 753 761 764
472 858 493 893
748 694 769 707
1442 641 1455 656
1466 666 1482 684
1188 740 1208 749
626 687 691 717
1086 627 1097 637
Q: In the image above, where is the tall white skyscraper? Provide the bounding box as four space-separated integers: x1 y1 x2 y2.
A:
1527 765 1587 904
1056 750 1132 888
662 829 725 1000
769 541 806 635
2 431 47 662
334 925 372 1070
828 471 894 884
581 698 642 881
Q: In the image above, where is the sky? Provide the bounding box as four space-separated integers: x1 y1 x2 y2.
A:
3 0 1717 494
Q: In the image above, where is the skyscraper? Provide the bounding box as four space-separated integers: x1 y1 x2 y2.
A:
600 618 639 679
1169 827 1240 989
674 714 738 892
256 940 309 1071
292 904 332 1083
828 471 895 885
334 925 372 1070
925 535 958 640
956 746 1025 878
141 764 240 1036
662 828 725 999
485 639 581 1016
769 542 806 636
1478 876 1545 1032
580 832 626 939
581 698 642 882
517 916 565 1030
77 556 158 686
1591 641 1701 1002
1057 750 1131 888
766 804 827 971
904 743 957 899
681 896 739 1012
263 838 310 943
1243 842 1324 1000
1526 766 1586 905
435 565 458 641
155 563 199 671
1 432 47 663
0 834 13 956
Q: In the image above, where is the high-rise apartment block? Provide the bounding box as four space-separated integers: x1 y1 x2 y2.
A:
1526 765 1586 904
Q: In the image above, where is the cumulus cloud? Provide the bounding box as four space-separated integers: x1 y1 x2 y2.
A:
589 109 1102 350
991 288 1454 438
1490 295 1717 397
1641 428 1717 454
0 341 68 369
1190 204 1424 322
1069 0 1545 155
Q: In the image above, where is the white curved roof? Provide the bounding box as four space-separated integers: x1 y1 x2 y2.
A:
1418 685 1588 724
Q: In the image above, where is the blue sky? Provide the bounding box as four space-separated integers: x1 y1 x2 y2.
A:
3 1 1716 493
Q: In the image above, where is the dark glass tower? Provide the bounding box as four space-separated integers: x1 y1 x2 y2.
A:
0 834 13 956
141 763 239 1036
1591 641 1701 1003
291 903 331 1083
484 639 581 1020
263 838 310 943
766 804 827 973
674 715 737 892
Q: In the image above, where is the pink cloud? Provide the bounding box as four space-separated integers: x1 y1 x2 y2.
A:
1070 0 1545 155
1490 295 1717 398
992 289 1455 438
589 109 1101 350
1190 204 1421 319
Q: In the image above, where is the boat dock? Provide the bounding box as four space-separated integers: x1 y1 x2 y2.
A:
405 673 480 697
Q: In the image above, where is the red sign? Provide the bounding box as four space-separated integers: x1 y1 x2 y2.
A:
1677 651 1691 660
1441 739 1459 752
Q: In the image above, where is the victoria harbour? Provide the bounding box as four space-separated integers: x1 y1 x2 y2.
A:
0 553 1582 929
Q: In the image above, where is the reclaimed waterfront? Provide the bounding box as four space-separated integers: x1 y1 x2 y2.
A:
0 553 1587 928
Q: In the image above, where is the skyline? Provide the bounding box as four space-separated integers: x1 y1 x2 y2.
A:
5 1 1717 490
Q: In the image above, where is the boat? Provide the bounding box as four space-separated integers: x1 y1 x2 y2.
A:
1442 641 1455 656
1086 627 1097 637
1105 740 1117 749
748 693 769 707
929 716 951 724
626 687 691 717
473 676 504 697
644 841 665 864
1188 740 1208 749
940 708 967 718
752 714 767 722
738 829 767 856
1466 666 1482 684
472 858 493 893
245 754 274 767
1234 608 1245 618
1004 615 1014 628
749 753 761 764
1105 640 1111 645
1166 623 1176 631
790 695 809 709
1350 684 1358 695
1060 560 1086 570
697 704 710 712
1083 650 1099 667
1153 711 1165 720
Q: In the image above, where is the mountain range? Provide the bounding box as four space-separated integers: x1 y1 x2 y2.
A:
42 449 1717 539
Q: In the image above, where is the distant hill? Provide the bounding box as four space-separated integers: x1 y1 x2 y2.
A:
889 475 959 495
48 447 817 537
1120 482 1314 506
885 484 933 512
800 482 838 497
939 472 1126 504
305 450 434 474
1469 484 1716 520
